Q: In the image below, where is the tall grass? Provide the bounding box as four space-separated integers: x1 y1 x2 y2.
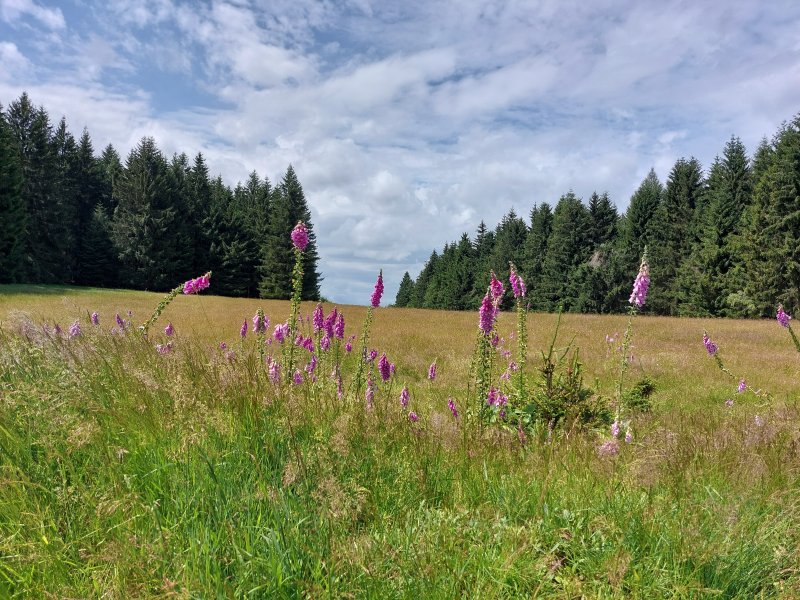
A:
1 282 799 597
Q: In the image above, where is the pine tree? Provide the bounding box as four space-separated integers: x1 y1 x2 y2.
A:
536 192 591 311
588 191 618 247
111 137 183 290
0 103 26 282
646 158 704 315
470 221 495 304
411 250 439 308
259 165 321 300
522 203 552 309
79 205 119 287
74 129 104 284
394 271 415 307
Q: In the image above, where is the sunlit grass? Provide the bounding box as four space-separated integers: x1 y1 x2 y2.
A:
1 284 799 597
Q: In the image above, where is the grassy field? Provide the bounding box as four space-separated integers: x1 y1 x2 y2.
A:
1 284 799 598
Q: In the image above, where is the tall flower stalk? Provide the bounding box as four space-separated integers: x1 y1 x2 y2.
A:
615 252 649 432
284 222 308 381
353 270 383 399
140 272 211 335
509 262 528 407
703 330 770 399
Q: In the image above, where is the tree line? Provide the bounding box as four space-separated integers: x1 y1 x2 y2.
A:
395 115 800 317
0 92 322 299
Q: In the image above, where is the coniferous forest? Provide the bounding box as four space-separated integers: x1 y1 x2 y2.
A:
0 92 321 299
395 114 800 318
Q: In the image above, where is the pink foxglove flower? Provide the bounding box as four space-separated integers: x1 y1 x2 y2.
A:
629 255 650 307
489 271 504 305
164 322 174 337
427 361 437 381
68 321 81 338
91 312 99 326
702 332 718 356
447 397 458 419
291 221 309 251
370 270 384 308
737 379 746 393
183 272 211 295
313 304 324 333
240 320 247 338
408 411 419 423
777 304 791 328
334 312 345 339
400 385 409 408
378 353 391 382
509 264 526 298
479 290 495 335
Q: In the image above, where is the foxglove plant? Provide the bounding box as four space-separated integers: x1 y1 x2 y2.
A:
509 262 528 407
284 222 308 381
354 270 383 399
140 272 211 334
776 304 800 352
703 330 769 399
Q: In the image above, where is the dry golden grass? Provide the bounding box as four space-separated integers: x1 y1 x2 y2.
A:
2 285 797 406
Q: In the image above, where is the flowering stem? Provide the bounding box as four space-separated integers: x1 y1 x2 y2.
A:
514 297 528 407
352 306 374 401
139 285 181 335
285 247 304 382
616 308 635 422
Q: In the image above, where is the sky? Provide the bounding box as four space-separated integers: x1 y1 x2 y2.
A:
1 0 798 305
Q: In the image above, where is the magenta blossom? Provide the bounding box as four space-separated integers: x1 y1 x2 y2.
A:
274 323 288 343
479 290 495 335
115 313 125 330
597 439 620 458
366 374 374 408
489 271 504 305
291 221 309 251
400 385 409 408
611 420 620 438
313 304 324 333
777 304 791 328
292 370 303 385
370 270 384 308
320 335 331 351
219 341 227 350
323 307 337 338
509 264 526 298
624 428 633 443
269 361 281 384
91 312 99 326
629 255 650 307
156 341 174 355
68 321 81 338
737 379 746 393
334 312 345 339
164 322 174 337
183 272 211 295
240 320 247 338
408 411 419 423
702 332 718 356
447 397 458 419
252 313 268 334
378 353 391 382
427 361 437 381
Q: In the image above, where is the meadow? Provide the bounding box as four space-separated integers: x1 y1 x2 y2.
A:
1 275 799 598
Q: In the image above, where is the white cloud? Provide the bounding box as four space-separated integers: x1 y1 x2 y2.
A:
1 0 64 29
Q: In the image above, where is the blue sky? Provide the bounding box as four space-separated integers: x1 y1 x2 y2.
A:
1 0 798 304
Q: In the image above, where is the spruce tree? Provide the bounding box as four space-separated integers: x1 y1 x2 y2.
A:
0 104 26 282
74 129 104 284
522 203 552 309
394 271 415 307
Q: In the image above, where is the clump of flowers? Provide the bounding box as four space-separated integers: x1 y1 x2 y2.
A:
629 255 650 308
371 270 384 308
703 332 718 356
378 353 391 382
703 329 770 401
291 221 309 251
68 321 82 339
183 272 211 295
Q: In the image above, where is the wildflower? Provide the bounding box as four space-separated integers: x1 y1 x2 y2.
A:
291 221 309 251
334 312 345 339
408 411 419 423
509 263 526 298
390 363 396 375
292 370 303 386
164 322 174 337
702 332 718 356
598 439 620 457
183 272 211 295
68 321 82 338
219 341 227 350
490 333 499 347
269 361 281 384
274 323 288 343
378 353 391 382
371 270 384 308
737 379 746 393
777 304 791 328
428 361 437 381
313 304 324 333
489 271 504 305
115 313 125 330
611 420 620 438
400 386 409 408
624 428 633 443
629 255 650 307
240 320 247 338
487 386 498 406
156 342 174 355
320 335 331 351
53 323 62 335
447 397 458 419
252 313 268 334
725 398 734 408
323 308 337 338
366 374 374 408
305 354 318 375
367 349 377 362
91 312 99 326
345 338 353 353
479 290 495 335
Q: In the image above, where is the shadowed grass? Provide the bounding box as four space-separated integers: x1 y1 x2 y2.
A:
1 286 799 597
